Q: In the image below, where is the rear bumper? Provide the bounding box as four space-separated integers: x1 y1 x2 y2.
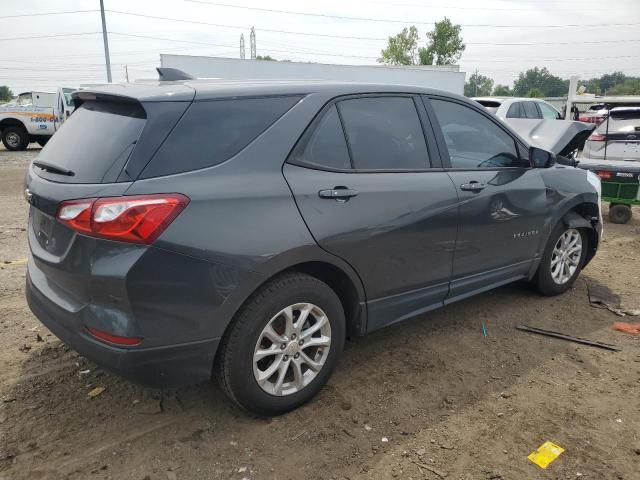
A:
26 273 219 387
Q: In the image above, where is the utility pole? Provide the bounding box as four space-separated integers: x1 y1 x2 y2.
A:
240 34 245 59
250 27 256 60
99 0 112 82
124 64 129 83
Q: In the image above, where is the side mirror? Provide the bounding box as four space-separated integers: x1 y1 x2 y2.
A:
529 147 555 168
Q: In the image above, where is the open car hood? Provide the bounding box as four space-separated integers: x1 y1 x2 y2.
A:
504 119 595 156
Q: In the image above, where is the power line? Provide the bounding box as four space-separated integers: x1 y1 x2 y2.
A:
185 1 640 28
0 9 98 19
0 32 101 42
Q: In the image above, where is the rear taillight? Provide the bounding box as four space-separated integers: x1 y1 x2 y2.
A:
596 170 612 179
56 194 189 244
87 327 143 346
588 133 607 142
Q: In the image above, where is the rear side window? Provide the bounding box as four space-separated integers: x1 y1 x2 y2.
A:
523 101 540 119
538 102 560 119
430 99 520 169
33 100 146 183
290 105 351 170
506 102 524 118
338 97 429 170
142 96 301 178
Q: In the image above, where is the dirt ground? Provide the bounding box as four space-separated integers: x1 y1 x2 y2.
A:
1 145 639 480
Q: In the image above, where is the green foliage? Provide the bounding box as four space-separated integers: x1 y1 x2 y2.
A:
0 86 13 102
256 55 276 61
378 26 420 65
464 70 494 97
513 67 568 97
527 88 543 98
492 84 512 96
608 78 640 95
424 17 465 65
379 18 464 66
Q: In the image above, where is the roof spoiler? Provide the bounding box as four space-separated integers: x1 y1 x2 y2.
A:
156 67 195 81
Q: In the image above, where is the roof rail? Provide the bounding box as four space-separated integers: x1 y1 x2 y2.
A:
156 67 195 81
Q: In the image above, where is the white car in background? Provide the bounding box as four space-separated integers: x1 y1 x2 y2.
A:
472 97 563 121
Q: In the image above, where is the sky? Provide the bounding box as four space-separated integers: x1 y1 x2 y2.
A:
2 0 640 94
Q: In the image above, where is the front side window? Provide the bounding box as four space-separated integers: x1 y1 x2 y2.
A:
523 101 541 119
290 105 351 170
430 99 521 169
338 96 430 170
538 102 560 119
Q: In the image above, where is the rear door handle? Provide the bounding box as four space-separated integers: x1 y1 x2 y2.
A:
460 182 486 191
318 187 359 200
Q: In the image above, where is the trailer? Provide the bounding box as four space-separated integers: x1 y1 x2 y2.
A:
159 55 465 94
0 87 75 150
579 159 640 224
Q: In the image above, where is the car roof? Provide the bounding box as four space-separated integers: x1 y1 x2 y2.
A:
74 79 468 103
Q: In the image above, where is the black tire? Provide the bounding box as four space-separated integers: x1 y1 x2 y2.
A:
609 204 632 224
531 222 589 296
216 272 345 416
1 126 29 151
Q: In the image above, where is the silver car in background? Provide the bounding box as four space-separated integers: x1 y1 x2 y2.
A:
472 97 563 121
582 107 640 162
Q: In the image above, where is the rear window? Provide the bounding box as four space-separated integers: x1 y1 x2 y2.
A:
141 96 301 178
33 100 146 183
610 109 640 120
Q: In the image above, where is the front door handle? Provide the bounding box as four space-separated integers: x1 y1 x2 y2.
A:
460 182 486 192
318 187 359 201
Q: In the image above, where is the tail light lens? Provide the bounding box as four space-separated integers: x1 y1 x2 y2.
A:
588 133 607 142
596 170 612 179
87 327 143 346
56 194 189 244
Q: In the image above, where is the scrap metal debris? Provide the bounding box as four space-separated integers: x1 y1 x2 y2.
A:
516 325 621 352
587 281 640 317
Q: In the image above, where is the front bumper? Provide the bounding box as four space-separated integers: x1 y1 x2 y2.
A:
26 273 219 388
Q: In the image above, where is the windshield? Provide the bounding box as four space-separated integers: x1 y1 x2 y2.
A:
62 88 75 107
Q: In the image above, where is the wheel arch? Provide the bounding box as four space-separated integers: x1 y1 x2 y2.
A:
0 117 28 131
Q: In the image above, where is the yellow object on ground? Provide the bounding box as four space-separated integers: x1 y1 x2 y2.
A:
87 387 106 398
528 441 565 469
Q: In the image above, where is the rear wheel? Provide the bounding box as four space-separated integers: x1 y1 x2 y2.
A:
531 223 588 296
1 126 29 151
609 203 632 224
216 273 345 416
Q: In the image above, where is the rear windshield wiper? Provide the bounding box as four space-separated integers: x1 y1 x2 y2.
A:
32 161 75 176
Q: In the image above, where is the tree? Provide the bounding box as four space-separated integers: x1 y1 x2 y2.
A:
0 86 13 103
256 55 276 61
493 84 512 96
608 78 640 95
527 88 543 98
599 71 626 94
378 26 420 65
423 17 465 65
464 70 494 97
512 67 568 97
379 18 464 66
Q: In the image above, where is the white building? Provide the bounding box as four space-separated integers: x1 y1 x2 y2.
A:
160 54 465 95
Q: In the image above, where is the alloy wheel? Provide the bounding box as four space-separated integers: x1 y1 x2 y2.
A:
550 228 582 285
253 303 331 396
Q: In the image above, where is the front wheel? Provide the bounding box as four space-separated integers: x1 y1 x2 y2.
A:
531 224 588 296
216 273 345 416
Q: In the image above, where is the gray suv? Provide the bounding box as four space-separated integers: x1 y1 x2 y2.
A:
25 80 602 416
